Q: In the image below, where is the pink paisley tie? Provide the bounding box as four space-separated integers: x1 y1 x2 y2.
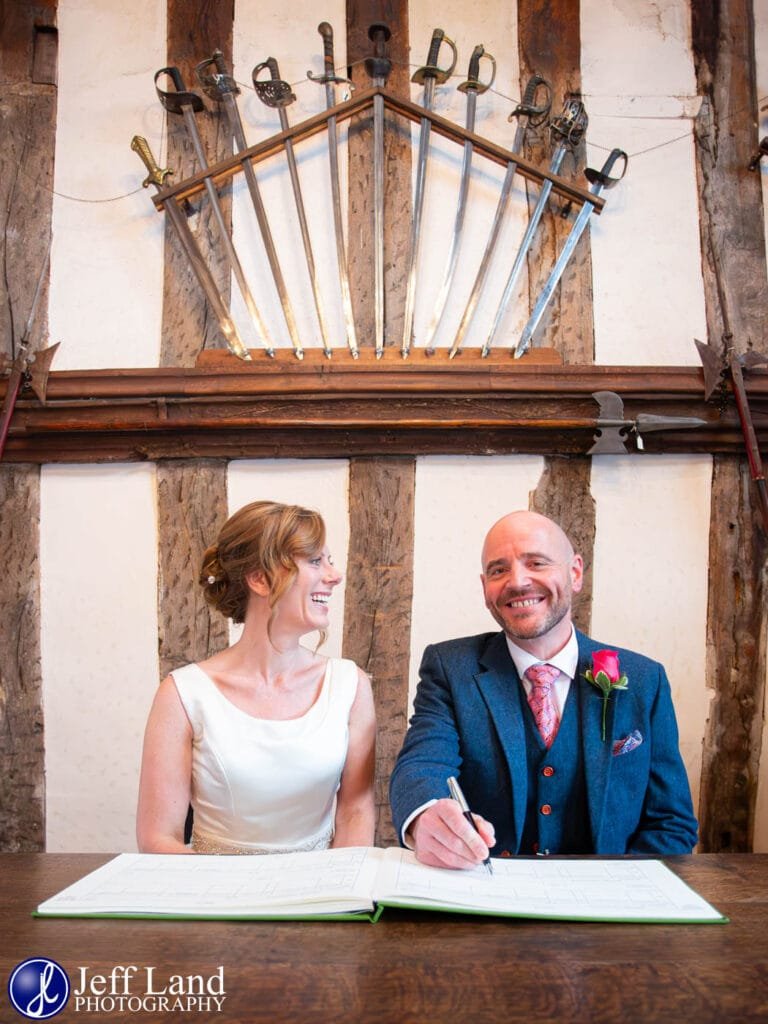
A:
525 663 561 748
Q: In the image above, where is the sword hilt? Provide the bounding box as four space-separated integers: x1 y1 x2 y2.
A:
365 23 391 83
411 28 457 86
550 94 588 149
457 44 496 95
509 73 552 126
131 134 172 190
195 50 240 101
307 21 351 86
154 66 205 115
585 148 628 190
253 57 296 108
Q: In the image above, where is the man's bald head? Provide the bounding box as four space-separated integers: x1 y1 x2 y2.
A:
481 511 576 571
480 510 583 658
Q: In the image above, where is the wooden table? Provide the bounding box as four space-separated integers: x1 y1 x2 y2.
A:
2 853 767 1023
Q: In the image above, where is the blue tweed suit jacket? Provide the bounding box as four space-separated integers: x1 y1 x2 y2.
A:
389 630 698 855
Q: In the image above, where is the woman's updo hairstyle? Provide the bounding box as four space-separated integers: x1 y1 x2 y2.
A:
199 501 326 625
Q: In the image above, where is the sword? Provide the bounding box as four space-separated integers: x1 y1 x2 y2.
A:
481 94 588 357
364 23 392 358
696 339 768 532
447 75 551 359
423 44 496 354
588 391 708 455
516 147 627 358
250 56 333 358
401 27 458 358
307 22 358 358
131 135 254 361
155 67 279 357
0 248 59 459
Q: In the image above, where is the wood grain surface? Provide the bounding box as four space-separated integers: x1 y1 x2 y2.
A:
2 853 767 1023
691 0 768 852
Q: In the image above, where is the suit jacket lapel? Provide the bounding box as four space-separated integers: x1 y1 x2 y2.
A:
577 632 614 850
475 633 528 852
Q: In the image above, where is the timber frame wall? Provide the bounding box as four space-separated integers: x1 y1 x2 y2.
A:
1 0 767 851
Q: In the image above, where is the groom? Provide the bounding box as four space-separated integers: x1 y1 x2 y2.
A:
389 511 698 866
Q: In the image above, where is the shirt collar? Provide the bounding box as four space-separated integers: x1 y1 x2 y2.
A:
504 626 579 681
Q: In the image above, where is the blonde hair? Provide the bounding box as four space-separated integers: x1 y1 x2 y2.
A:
200 501 326 629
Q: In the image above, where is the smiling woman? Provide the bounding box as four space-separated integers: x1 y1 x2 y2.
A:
136 500 376 855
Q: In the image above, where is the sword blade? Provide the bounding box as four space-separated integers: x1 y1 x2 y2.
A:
401 28 458 358
252 56 333 358
423 91 476 352
312 22 358 358
515 194 592 357
516 146 626 358
178 102 279 357
325 86 358 357
131 134 253 361
216 91 303 359
279 108 332 356
401 78 436 357
448 74 551 359
365 23 392 357
480 145 565 356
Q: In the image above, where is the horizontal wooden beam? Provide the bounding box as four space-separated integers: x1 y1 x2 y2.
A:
2 351 765 462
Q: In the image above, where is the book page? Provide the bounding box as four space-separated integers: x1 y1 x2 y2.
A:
36 848 385 919
376 850 726 923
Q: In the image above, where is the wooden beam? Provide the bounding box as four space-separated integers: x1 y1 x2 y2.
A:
342 458 415 848
162 0 235 366
347 1 411 349
0 0 57 851
155 0 233 689
344 1 414 847
519 0 594 364
4 359 766 462
157 461 229 678
519 0 596 626
691 0 768 853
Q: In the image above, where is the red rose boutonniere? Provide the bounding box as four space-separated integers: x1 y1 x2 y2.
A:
584 649 628 740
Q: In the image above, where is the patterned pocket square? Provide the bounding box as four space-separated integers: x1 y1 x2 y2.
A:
612 729 643 757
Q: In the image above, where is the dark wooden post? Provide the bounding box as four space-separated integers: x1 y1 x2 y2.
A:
691 0 768 852
519 0 595 631
155 0 235 680
346 0 411 349
345 0 414 846
0 0 58 851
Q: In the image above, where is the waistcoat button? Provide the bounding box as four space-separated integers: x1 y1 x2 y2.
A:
542 766 555 777
540 804 552 816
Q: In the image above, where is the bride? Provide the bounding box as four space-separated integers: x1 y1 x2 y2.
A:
137 500 376 854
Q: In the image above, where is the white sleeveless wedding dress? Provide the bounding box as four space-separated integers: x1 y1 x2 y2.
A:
171 658 358 854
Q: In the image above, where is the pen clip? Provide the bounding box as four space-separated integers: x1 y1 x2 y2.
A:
447 776 470 813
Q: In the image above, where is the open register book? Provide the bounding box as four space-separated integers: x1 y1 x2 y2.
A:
35 847 727 924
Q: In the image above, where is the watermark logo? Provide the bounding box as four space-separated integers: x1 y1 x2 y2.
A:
8 958 70 1019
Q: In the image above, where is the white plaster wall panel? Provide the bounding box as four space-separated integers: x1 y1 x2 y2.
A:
581 0 706 365
40 465 159 852
752 1 768 853
227 460 349 656
231 1 348 352
591 455 712 810
409 455 544 705
407 4 528 351
50 0 165 369
582 0 695 98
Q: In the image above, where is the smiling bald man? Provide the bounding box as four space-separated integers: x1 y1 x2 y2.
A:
390 511 698 867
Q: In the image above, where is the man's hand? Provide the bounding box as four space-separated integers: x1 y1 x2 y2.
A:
409 799 495 869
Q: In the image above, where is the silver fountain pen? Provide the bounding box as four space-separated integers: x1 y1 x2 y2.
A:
447 776 493 875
